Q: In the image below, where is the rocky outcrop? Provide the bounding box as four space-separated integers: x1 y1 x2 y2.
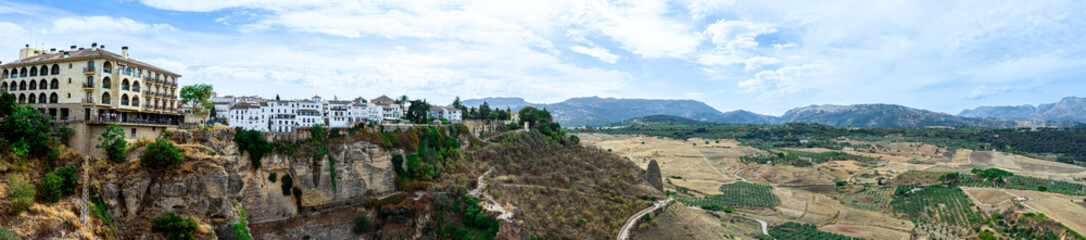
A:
644 160 663 191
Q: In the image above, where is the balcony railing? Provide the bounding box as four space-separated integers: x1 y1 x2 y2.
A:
122 86 130 91
103 68 112 74
82 98 94 103
121 100 129 106
132 87 140 92
29 72 37 77
101 99 111 104
102 83 111 89
83 67 95 74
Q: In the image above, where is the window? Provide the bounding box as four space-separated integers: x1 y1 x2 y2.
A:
131 128 136 135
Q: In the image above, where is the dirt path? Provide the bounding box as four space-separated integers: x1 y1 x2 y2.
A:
468 167 514 221
616 197 673 240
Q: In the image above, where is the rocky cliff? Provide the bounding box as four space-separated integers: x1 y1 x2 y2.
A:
96 126 400 239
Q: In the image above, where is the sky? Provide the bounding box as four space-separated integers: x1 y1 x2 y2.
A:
1 0 1084 115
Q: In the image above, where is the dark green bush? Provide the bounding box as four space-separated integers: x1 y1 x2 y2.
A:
141 138 184 170
55 165 80 196
280 175 293 196
39 172 64 203
352 215 370 235
234 130 272 169
268 172 277 182
151 212 198 240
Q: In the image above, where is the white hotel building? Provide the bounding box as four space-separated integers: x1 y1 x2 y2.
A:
219 94 461 132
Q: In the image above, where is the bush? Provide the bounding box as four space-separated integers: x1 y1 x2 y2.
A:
1037 186 1048 192
6 176 35 216
268 172 277 182
141 138 184 170
280 175 293 196
352 215 371 235
97 124 128 163
292 187 302 204
38 172 64 203
231 205 253 240
836 180 848 187
151 212 198 240
0 228 17 240
54 165 80 196
234 130 272 169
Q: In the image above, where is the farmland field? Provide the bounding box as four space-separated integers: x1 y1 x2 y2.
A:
677 181 781 208
960 175 1086 195
840 187 894 212
890 186 985 227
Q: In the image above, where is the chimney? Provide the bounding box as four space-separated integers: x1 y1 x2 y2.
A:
63 51 69 57
122 46 129 59
71 45 76 51
50 48 56 53
91 42 98 48
100 45 105 49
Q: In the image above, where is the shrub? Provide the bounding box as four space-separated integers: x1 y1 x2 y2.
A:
231 205 253 240
391 154 406 177
1037 186 1048 192
54 165 80 196
39 172 64 203
280 175 293 196
268 172 277 182
141 138 184 170
97 124 128 163
234 130 272 169
352 215 370 235
0 228 17 240
151 212 198 240
6 176 35 216
836 180 848 187
292 187 302 204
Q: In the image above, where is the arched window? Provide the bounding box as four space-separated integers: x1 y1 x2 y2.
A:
121 79 130 91
51 64 60 75
18 94 25 103
39 65 48 76
29 66 37 77
50 79 59 89
28 93 36 103
103 61 113 73
121 94 129 106
38 93 45 103
19 67 27 77
39 80 47 89
28 81 36 90
1 69 7 77
132 97 140 107
132 81 140 92
101 92 111 104
50 93 58 103
102 77 112 89
0 82 6 90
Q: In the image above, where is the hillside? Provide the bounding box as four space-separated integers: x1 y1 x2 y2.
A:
461 97 726 126
777 103 1057 128
716 110 781 125
960 96 1086 123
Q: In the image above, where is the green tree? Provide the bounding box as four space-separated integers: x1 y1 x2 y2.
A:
152 212 198 240
6 176 35 216
452 96 463 110
1 106 56 158
275 94 280 101
0 92 14 117
141 138 184 171
97 124 128 163
352 215 371 235
405 100 430 124
179 84 214 119
234 130 272 169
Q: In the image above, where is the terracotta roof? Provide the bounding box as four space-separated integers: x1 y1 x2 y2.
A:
1 48 181 76
229 103 251 110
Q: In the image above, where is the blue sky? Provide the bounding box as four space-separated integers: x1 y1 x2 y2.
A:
2 0 1085 115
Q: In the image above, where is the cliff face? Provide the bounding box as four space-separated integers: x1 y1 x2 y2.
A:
99 127 399 239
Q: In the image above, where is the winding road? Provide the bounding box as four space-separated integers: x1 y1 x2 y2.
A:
468 167 514 221
616 197 673 240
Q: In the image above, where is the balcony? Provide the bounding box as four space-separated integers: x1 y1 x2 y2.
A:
83 67 95 75
132 87 140 92
81 98 94 105
122 86 130 91
103 68 112 74
82 82 95 89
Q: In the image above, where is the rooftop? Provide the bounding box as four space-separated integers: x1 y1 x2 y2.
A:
1 47 181 76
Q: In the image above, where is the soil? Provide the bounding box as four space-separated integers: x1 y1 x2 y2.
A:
630 205 760 240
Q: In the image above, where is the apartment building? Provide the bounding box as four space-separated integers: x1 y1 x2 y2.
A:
218 94 461 132
0 43 184 157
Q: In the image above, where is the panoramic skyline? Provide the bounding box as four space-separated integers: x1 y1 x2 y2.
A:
1 0 1084 115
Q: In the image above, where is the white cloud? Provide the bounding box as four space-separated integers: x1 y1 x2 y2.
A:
570 45 620 63
703 20 776 50
740 64 832 102
51 16 174 34
744 56 779 71
565 0 702 58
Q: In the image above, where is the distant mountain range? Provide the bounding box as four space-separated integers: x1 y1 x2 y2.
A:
959 97 1086 123
460 97 1086 128
460 97 723 127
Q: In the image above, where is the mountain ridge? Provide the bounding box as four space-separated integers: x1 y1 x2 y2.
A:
461 97 1083 128
959 97 1086 123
